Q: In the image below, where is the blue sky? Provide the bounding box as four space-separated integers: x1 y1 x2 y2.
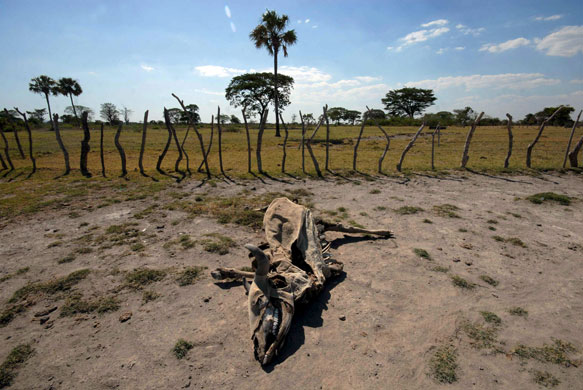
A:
1 0 582 122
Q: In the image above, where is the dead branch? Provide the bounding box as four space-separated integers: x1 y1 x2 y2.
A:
114 123 127 177
53 114 70 176
397 122 427 172
505 114 513 168
0 150 6 170
80 112 92 178
138 110 149 177
526 106 563 168
460 112 485 168
99 123 106 177
0 123 14 172
172 93 210 179
279 113 289 173
181 124 191 176
568 135 583 167
299 110 306 174
366 106 391 173
170 119 185 182
305 115 324 177
563 110 582 168
256 110 268 173
4 109 25 159
198 116 214 173
157 108 173 175
217 106 225 177
14 108 36 175
352 110 369 171
323 105 330 171
431 123 439 170
242 108 252 173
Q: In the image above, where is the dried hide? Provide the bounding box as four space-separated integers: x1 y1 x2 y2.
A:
211 197 391 365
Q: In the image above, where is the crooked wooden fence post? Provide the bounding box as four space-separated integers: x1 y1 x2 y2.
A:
256 110 268 174
99 123 106 177
366 106 391 174
460 112 485 168
114 123 127 177
170 118 185 181
0 123 14 172
181 124 191 176
217 106 226 177
53 114 70 176
157 108 173 174
568 136 583 167
353 109 369 171
198 116 214 173
305 116 324 177
80 112 92 177
563 110 582 168
397 122 426 172
431 124 439 170
4 109 25 159
279 113 289 173
504 114 513 168
172 93 210 179
299 110 306 174
0 149 6 170
241 108 252 173
139 110 149 177
15 108 36 175
323 105 330 171
526 106 563 168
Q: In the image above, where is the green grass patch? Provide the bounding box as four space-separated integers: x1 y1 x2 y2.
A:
199 233 236 255
429 345 458 384
9 269 90 304
527 192 571 206
0 305 26 328
431 266 450 273
480 275 499 286
124 268 166 289
480 311 502 325
422 218 433 224
348 220 365 229
451 275 475 289
413 248 431 260
532 370 560 387
60 294 120 317
369 189 381 194
0 344 34 388
462 321 498 349
508 306 528 317
142 290 160 303
173 339 194 359
458 228 468 233
176 266 207 286
513 339 577 366
58 254 76 264
394 206 423 215
433 204 460 218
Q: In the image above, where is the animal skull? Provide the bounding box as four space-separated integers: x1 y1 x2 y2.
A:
212 197 391 365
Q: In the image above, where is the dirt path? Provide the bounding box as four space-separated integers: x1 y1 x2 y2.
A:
1 172 582 389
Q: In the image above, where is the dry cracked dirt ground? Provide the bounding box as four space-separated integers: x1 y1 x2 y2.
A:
0 171 582 389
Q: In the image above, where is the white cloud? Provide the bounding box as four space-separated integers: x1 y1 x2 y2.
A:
277 66 331 82
224 5 231 18
355 76 382 83
421 19 449 27
535 26 583 57
534 14 562 21
570 79 583 84
312 25 318 29
401 27 450 46
140 64 154 72
305 19 310 23
195 65 245 77
454 46 465 51
456 24 485 36
405 73 560 91
230 22 236 32
436 48 446 54
480 37 530 53
87 71 97 75
297 20 302 24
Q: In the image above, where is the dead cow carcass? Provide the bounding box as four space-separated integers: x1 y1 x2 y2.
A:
211 197 391 365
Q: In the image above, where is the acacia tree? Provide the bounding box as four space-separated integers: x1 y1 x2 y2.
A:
29 75 58 130
65 105 93 121
327 107 346 125
57 78 83 124
26 108 47 126
179 104 200 124
250 9 297 137
225 72 294 123
453 106 477 126
382 87 436 119
343 110 361 125
100 103 120 124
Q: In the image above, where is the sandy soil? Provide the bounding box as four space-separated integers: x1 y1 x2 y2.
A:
1 171 582 389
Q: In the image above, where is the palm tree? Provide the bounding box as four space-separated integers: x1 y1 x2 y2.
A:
57 78 83 125
250 9 297 137
29 75 58 130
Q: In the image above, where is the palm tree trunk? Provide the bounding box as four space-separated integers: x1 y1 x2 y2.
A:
69 93 79 127
274 51 281 137
45 93 54 131
242 108 252 173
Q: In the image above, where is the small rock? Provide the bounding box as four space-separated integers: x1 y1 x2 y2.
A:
40 317 50 325
34 306 58 317
452 258 460 263
203 297 211 303
119 312 132 323
339 315 346 321
464 260 472 266
156 225 165 230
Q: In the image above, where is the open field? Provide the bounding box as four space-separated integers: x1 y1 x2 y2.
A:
0 168 582 389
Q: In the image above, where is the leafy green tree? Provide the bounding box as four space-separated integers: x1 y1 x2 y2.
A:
423 111 455 127
57 78 83 124
250 9 297 137
343 110 361 125
522 113 537 126
65 105 93 121
219 114 230 124
100 103 120 124
29 75 58 130
453 106 477 126
230 115 241 124
367 109 386 120
225 72 294 122
166 108 182 124
26 108 47 125
302 113 315 126
382 87 436 119
121 106 133 124
535 106 574 126
327 107 347 125
179 104 200 124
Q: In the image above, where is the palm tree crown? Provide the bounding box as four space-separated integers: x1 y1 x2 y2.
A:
57 77 83 97
29 75 58 96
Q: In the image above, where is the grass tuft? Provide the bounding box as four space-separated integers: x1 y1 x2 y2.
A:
532 370 560 387
480 275 499 286
451 275 475 289
0 344 34 388
394 206 423 215
480 311 502 325
413 248 431 260
462 321 498 349
508 307 528 317
9 269 90 304
125 268 166 289
176 266 207 286
199 233 236 255
527 192 571 206
433 204 460 218
429 345 458 383
173 339 194 359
